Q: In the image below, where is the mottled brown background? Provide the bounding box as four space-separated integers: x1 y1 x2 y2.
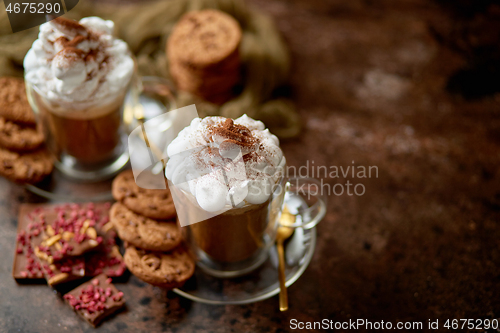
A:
0 0 499 332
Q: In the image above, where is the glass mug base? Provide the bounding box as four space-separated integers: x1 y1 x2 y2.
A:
54 150 130 182
195 246 270 278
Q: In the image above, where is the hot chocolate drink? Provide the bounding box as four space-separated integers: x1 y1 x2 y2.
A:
166 115 286 276
24 16 135 178
31 90 126 166
180 197 274 263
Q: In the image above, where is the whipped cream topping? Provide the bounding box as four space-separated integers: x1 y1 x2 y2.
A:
166 115 285 212
24 16 134 106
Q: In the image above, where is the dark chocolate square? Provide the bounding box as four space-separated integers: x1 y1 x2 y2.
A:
13 203 112 282
64 274 125 327
29 203 110 261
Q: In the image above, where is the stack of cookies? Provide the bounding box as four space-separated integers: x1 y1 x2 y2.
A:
111 170 195 289
167 9 242 105
0 77 53 184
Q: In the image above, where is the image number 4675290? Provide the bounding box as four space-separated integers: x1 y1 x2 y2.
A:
3 0 80 33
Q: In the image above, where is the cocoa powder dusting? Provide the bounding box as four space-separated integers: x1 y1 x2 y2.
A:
52 17 87 35
243 152 258 164
55 35 87 48
51 17 104 69
85 49 98 63
210 119 258 148
62 47 85 57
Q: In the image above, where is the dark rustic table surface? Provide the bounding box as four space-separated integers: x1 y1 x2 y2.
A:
1 0 499 332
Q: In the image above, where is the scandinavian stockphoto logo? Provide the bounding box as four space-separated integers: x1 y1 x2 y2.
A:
4 0 79 33
127 105 251 227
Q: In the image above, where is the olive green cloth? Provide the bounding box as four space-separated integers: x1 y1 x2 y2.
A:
0 0 301 138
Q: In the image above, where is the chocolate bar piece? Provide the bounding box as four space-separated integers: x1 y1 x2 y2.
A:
13 204 45 281
30 203 110 262
13 203 112 282
40 256 85 286
64 274 125 327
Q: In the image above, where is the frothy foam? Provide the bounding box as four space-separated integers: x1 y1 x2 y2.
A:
166 115 285 212
24 16 134 108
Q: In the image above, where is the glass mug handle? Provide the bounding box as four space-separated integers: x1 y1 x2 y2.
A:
279 177 327 229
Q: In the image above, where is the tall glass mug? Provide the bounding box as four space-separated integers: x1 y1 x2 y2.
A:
25 79 136 181
172 159 326 278
174 163 287 277
23 16 136 181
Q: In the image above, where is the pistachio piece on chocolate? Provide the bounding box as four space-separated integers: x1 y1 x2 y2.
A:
62 231 74 241
80 220 90 234
86 227 97 239
45 234 62 247
46 225 55 237
48 272 69 285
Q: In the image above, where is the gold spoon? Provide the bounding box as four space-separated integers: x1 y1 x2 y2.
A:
277 206 296 311
133 102 170 189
